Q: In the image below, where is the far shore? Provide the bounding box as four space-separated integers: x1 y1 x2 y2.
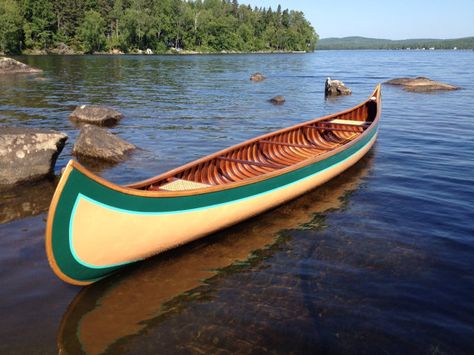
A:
2 49 309 57
2 48 469 57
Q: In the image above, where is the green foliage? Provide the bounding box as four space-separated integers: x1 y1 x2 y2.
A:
78 10 106 53
10 0 318 53
22 0 56 49
0 0 23 53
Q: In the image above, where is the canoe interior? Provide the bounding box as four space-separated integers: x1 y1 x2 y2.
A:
131 93 379 192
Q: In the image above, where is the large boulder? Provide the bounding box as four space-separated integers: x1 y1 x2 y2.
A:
72 124 136 163
0 57 42 75
69 105 124 126
269 95 285 105
384 77 460 92
250 72 266 82
0 127 67 186
325 78 352 96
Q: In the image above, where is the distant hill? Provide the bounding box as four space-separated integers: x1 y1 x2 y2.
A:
317 36 474 50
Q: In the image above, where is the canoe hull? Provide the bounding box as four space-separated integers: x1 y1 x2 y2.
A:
46 126 378 285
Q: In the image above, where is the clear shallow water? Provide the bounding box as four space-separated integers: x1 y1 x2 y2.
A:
1 51 474 354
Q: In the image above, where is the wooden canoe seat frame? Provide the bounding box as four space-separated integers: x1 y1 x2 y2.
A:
305 125 367 133
324 120 371 127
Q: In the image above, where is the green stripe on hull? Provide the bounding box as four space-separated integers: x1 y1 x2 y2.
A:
51 125 378 282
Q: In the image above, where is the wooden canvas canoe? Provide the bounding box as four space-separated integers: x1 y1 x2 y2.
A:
46 85 381 285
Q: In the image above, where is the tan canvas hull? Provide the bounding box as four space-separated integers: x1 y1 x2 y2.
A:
72 133 377 268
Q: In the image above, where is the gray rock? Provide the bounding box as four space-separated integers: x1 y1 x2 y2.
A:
70 105 124 126
73 124 136 163
250 72 266 82
0 127 67 186
384 77 460 92
325 77 352 96
269 95 286 105
49 42 76 55
0 57 42 75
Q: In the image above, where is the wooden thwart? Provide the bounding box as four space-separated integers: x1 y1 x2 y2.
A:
305 125 365 133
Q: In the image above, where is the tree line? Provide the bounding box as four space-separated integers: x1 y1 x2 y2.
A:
317 36 474 50
0 0 318 54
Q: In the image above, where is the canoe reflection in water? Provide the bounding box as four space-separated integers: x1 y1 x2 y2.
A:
58 152 374 355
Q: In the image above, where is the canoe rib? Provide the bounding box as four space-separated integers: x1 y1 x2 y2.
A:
45 85 381 285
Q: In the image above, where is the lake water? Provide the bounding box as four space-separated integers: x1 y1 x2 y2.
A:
1 51 473 354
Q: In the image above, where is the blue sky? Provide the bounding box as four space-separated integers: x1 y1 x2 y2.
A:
244 0 474 39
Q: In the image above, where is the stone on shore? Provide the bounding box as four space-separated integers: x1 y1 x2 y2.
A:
325 78 352 96
49 42 76 55
72 124 136 163
250 72 266 82
0 57 42 75
69 105 124 126
384 77 460 92
0 127 67 186
269 95 285 105
110 48 124 55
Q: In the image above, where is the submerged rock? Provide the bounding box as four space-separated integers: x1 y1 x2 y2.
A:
384 77 460 92
0 179 56 224
72 124 136 163
325 78 352 96
70 105 124 126
0 127 67 186
0 57 42 75
250 72 266 82
269 95 286 105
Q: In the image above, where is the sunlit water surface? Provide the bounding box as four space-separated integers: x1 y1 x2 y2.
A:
0 51 473 354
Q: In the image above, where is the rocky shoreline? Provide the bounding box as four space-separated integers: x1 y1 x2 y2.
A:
17 48 310 56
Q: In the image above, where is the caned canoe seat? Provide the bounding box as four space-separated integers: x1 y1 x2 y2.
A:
158 179 211 191
328 119 370 126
